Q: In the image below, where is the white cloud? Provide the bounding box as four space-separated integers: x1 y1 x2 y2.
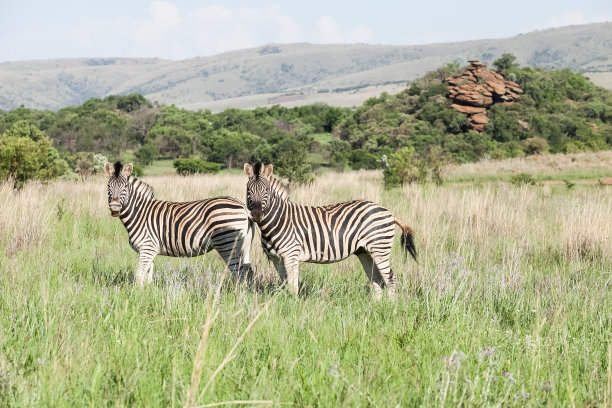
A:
316 16 372 44
239 6 303 43
132 1 185 58
189 6 256 56
134 1 181 41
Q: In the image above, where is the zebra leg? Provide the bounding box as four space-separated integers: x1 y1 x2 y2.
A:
357 252 384 300
136 247 157 287
239 227 254 283
146 263 154 284
369 252 396 300
269 255 287 284
217 244 242 277
283 257 300 295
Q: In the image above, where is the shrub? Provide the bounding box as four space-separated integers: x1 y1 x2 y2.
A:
521 136 550 155
383 147 427 188
275 139 314 184
423 145 453 185
134 141 159 166
510 173 536 187
0 121 69 187
173 159 220 175
132 164 144 177
349 149 378 170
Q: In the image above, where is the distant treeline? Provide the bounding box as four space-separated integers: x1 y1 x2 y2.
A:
1 55 612 185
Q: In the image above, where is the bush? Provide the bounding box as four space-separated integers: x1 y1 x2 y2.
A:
521 136 550 155
423 145 453 185
0 121 69 187
510 173 536 187
383 147 427 188
349 149 378 170
134 141 159 166
132 164 144 177
274 139 314 184
173 159 220 175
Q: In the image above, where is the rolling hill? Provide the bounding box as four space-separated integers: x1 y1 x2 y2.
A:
1 22 611 112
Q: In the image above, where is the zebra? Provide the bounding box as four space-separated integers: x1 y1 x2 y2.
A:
105 161 254 286
244 162 417 299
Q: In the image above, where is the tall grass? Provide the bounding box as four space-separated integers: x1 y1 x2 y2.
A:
448 150 612 182
0 169 610 406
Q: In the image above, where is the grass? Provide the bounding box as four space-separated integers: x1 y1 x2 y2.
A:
0 163 611 406
447 150 612 183
142 159 176 177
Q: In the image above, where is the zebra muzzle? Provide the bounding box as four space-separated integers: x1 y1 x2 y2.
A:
109 203 121 217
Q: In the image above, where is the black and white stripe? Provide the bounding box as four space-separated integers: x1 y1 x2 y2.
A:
106 161 253 286
244 162 416 299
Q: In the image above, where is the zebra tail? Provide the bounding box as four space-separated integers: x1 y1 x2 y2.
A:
394 217 417 262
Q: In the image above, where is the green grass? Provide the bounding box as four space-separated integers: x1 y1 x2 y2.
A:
142 159 176 176
0 174 611 407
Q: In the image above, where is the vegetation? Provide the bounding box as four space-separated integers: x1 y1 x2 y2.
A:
510 172 537 186
173 158 220 175
0 168 610 406
0 58 611 187
0 121 69 187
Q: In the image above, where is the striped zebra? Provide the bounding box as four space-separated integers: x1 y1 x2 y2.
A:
105 161 254 286
244 162 417 299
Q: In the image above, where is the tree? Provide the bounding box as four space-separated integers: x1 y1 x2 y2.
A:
274 138 314 184
205 129 260 168
383 147 427 188
134 141 160 166
493 53 519 74
0 121 69 187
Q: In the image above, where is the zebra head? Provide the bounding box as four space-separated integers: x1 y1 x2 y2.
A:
105 161 134 217
244 162 274 223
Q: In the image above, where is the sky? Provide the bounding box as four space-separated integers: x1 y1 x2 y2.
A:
0 0 610 62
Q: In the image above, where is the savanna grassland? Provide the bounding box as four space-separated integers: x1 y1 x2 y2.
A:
1 159 611 407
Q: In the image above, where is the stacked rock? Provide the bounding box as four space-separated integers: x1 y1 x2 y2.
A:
443 60 523 132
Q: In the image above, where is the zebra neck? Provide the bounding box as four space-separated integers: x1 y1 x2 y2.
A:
259 190 290 231
118 178 154 227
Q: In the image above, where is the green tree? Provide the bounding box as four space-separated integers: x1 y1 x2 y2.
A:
205 129 261 168
274 138 314 184
134 141 160 166
0 121 69 187
493 53 519 74
383 147 427 188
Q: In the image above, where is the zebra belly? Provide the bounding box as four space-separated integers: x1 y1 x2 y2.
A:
157 240 213 257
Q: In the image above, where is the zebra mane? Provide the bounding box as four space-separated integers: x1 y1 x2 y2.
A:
114 161 123 178
270 177 290 201
253 162 264 178
132 177 155 200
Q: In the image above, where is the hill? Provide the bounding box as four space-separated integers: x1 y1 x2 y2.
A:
0 23 611 111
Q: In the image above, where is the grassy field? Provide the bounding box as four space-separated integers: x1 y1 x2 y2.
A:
1 160 611 406
447 150 612 184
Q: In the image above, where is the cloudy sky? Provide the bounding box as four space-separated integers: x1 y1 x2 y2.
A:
0 0 609 62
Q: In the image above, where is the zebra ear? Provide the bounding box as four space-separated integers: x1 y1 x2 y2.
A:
105 162 113 176
263 164 273 178
123 163 134 176
244 163 254 178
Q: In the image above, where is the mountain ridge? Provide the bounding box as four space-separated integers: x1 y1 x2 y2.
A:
1 22 611 111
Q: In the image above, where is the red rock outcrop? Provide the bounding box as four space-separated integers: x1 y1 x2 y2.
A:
443 60 523 132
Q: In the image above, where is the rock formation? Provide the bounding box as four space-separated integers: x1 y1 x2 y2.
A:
443 60 523 132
